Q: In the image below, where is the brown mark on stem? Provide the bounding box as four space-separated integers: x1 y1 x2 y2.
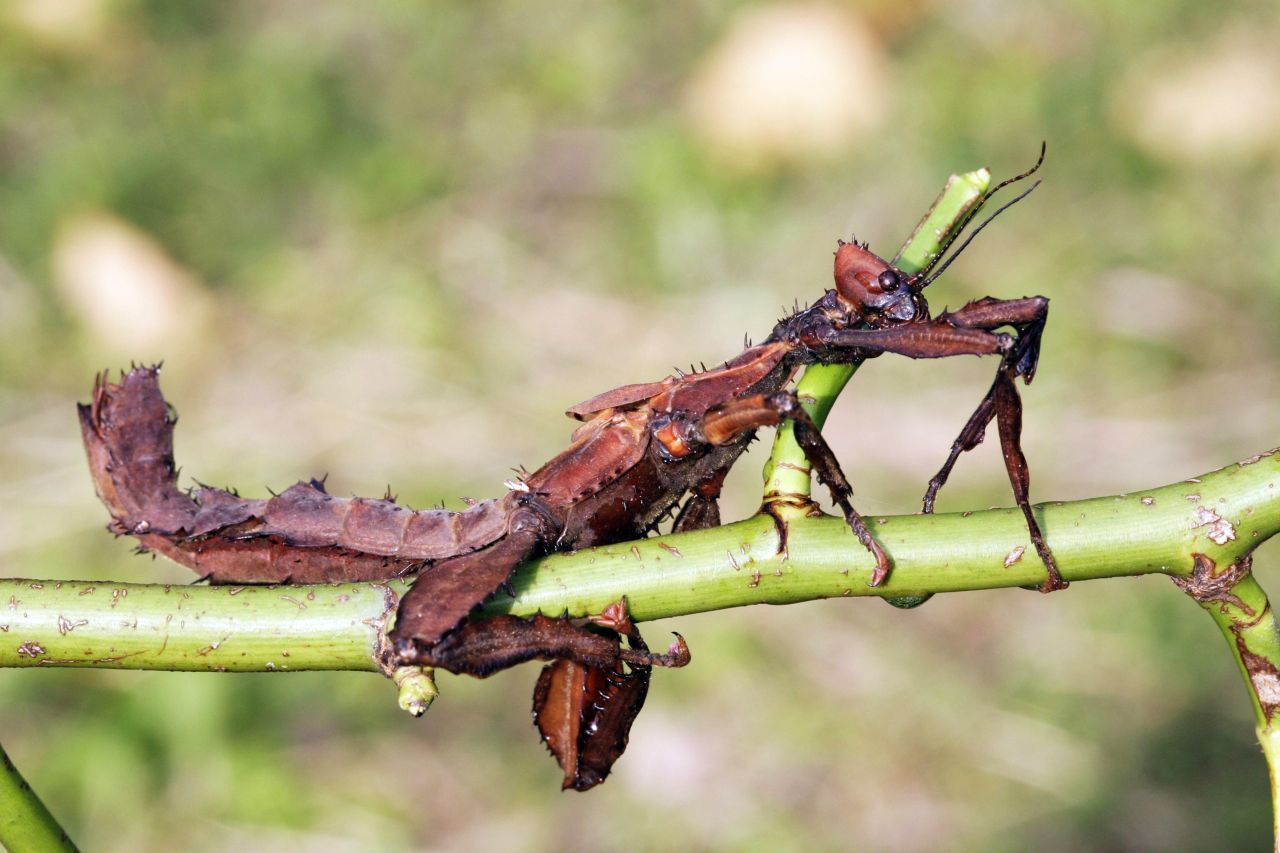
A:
196 635 231 656
760 501 797 558
1174 554 1280 722
57 615 89 635
370 581 402 677
1236 630 1280 724
1240 448 1279 466
1172 553 1254 616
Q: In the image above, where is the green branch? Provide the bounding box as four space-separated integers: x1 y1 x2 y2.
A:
0 742 77 852
2 450 1276 672
1174 552 1280 837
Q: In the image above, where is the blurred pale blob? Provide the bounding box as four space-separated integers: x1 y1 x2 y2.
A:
1093 267 1202 340
53 213 213 357
1112 26 1280 164
5 0 111 52
683 3 890 171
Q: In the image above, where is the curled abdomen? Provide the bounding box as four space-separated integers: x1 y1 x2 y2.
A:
79 367 511 583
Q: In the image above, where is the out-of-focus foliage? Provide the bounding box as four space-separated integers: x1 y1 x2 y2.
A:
2 0 1279 849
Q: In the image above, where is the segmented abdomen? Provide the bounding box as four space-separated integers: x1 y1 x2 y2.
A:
79 367 512 583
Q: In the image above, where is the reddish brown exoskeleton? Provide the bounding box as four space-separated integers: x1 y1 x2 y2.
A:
80 149 1059 791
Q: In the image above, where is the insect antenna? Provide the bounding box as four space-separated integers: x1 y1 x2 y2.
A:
913 179 1040 289
896 142 1045 278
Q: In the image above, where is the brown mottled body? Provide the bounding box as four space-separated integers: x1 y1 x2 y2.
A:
81 148 1060 790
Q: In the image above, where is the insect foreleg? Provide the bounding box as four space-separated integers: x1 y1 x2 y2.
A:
941 295 1048 381
864 295 1062 591
912 295 1049 487
922 382 997 513
993 368 1065 591
917 295 1052 512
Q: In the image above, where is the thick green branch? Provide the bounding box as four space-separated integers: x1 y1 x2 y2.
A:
2 450 1276 672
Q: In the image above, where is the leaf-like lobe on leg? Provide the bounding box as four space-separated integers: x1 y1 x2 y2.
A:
531 600 653 791
391 511 546 650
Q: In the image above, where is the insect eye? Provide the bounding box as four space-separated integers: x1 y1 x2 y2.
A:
876 270 900 292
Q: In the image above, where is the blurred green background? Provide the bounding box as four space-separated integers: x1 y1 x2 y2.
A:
2 0 1279 849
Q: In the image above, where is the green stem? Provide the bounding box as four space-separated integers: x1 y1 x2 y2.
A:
0 579 395 672
1262 726 1280 851
0 741 77 852
1175 554 1280 846
762 168 991 504
2 450 1276 671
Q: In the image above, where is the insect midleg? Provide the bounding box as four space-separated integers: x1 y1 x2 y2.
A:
690 392 892 585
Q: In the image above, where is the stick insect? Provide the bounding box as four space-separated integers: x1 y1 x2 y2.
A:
80 148 1058 790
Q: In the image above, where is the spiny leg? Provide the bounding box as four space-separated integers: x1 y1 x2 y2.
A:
918 298 1050 510
808 296 1062 591
918 297 1062 588
695 392 891 586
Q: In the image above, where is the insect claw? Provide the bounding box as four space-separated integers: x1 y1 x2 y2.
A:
866 542 892 587
664 633 691 666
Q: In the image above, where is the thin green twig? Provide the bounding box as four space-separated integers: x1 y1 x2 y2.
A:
0 741 77 853
1174 554 1280 843
762 167 992 503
